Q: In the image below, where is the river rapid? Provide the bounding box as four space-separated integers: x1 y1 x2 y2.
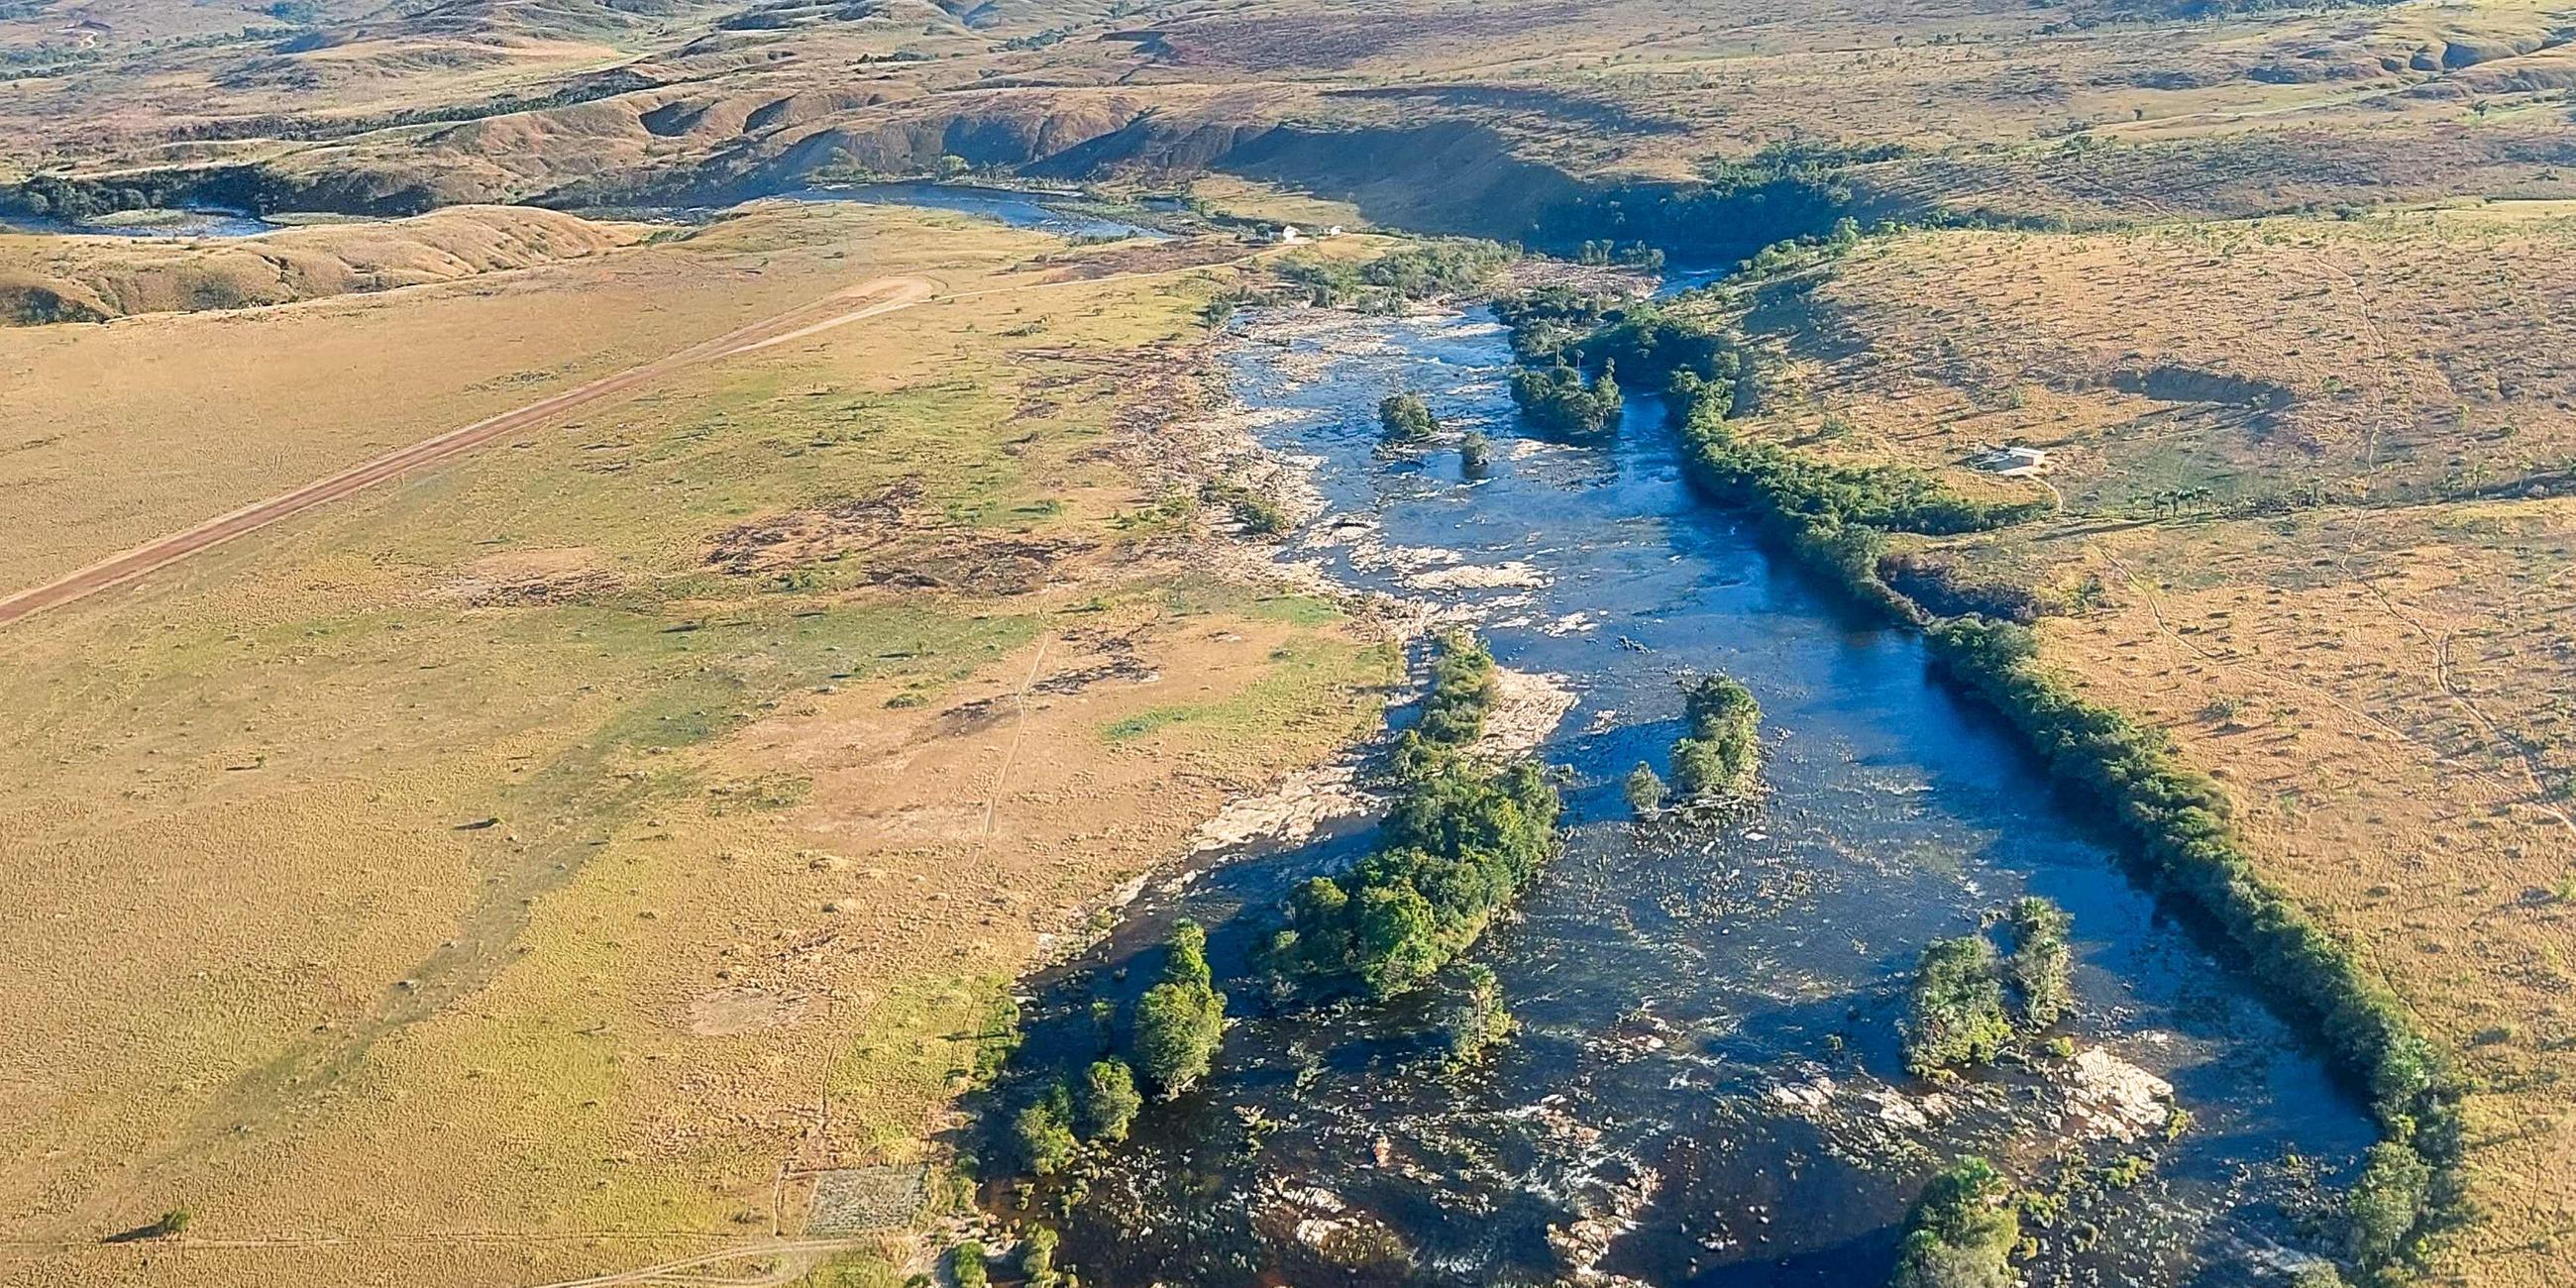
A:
986 295 2377 1288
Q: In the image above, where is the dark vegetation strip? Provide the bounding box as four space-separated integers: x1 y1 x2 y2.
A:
1267 631 1564 998
1507 280 2465 1285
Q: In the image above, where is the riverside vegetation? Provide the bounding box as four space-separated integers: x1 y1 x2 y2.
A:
1271 632 1563 998
984 632 1559 1233
1014 916 1227 1172
1889 1155 2021 1288
1496 275 2463 1286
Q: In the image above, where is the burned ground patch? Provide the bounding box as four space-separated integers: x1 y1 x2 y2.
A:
705 482 922 576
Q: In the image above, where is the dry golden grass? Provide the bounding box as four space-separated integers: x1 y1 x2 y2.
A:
0 201 1390 1288
0 203 963 591
0 205 646 323
1726 202 2576 1285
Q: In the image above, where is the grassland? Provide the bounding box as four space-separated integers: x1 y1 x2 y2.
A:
7 0 2573 245
1694 200 2576 1287
0 201 1393 1287
0 205 645 323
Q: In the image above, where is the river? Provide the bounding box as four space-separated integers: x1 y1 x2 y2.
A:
985 296 2376 1288
0 180 1163 245
0 205 283 239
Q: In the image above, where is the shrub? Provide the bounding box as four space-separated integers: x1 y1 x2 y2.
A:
1670 674 1762 798
1584 304 1743 389
1889 1156 2019 1288
2347 1141 2433 1271
1272 633 1563 999
1904 936 2012 1077
952 1239 989 1288
2005 896 2073 1027
1013 1084 1076 1175
1356 240 1516 298
1440 962 1515 1064
1624 763 1667 815
1415 631 1498 750
1279 240 1514 307
1379 391 1439 444
1021 1226 1061 1288
1494 286 1619 364
1201 480 1290 536
1077 1059 1140 1143
1510 360 1624 439
1459 430 1493 475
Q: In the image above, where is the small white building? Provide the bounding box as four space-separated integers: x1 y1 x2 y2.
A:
1976 444 2053 478
1273 224 1305 245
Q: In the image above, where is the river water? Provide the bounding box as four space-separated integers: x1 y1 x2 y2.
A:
1016 302 2372 1285
994 297 2376 1286
0 205 283 239
769 181 1167 241
0 180 1160 245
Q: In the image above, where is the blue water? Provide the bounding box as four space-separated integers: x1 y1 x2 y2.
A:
770 181 1165 241
0 206 282 239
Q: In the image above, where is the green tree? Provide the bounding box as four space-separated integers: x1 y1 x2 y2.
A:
1013 1084 1076 1176
1904 936 2012 1077
1353 881 1443 997
1416 631 1497 748
1271 632 1563 1002
951 1239 989 1288
1508 359 1624 439
1889 1156 2019 1288
1460 430 1493 475
1670 673 1763 798
1440 962 1514 1064
1378 391 1439 444
1132 920 1225 1097
2347 1140 2432 1271
1077 1059 1141 1143
1624 763 1667 815
1282 876 1353 974
1164 918 1212 990
1021 1226 1062 1288
2004 897 2073 1027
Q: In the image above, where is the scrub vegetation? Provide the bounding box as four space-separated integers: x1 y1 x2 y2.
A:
1377 390 1439 446
1272 632 1563 998
1509 359 1625 440
1667 673 1764 801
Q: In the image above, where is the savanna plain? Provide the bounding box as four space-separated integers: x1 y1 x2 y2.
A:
1 0 2574 1284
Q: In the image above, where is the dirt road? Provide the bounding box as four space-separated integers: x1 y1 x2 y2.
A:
0 274 935 628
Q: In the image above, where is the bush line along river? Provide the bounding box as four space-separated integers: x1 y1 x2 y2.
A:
977 281 2381 1288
